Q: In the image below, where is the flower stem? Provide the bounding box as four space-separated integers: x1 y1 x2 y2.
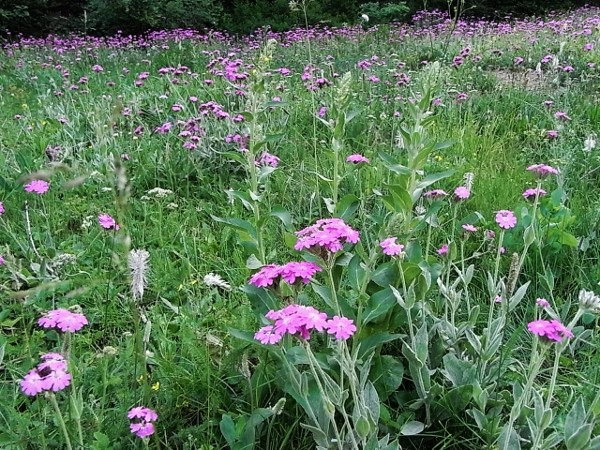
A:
49 393 73 450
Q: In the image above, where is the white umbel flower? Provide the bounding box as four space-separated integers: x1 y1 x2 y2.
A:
147 187 173 198
361 14 370 22
203 272 232 291
128 249 150 301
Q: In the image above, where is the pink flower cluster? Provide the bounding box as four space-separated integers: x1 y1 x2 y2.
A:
128 406 158 438
295 218 360 253
38 308 88 333
527 319 573 342
255 304 356 344
380 237 404 256
527 164 559 178
24 180 50 195
20 353 72 396
249 261 322 287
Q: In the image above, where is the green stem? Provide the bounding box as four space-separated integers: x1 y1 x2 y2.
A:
49 393 73 450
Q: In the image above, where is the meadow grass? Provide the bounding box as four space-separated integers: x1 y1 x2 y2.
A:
1 7 600 450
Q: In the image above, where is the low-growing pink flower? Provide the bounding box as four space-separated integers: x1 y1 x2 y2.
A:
128 406 158 439
128 407 159 422
423 189 447 198
380 237 404 256
346 154 370 164
437 244 449 255
24 180 50 195
527 164 559 178
536 298 550 307
454 186 470 200
523 188 547 200
98 214 120 230
130 422 155 438
462 224 477 233
20 353 71 396
495 210 517 229
38 308 88 333
0 201 4 215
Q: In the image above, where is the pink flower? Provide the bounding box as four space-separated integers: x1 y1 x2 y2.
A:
523 188 547 200
24 180 50 195
128 407 159 422
279 261 322 284
297 306 329 331
130 422 155 438
346 154 370 164
295 218 360 253
20 370 46 396
42 369 72 392
554 111 571 121
546 130 559 139
495 296 504 303
527 319 572 342
98 214 120 230
20 353 72 396
257 152 280 168
423 189 447 198
380 237 404 256
38 308 88 333
495 210 517 229
527 164 559 178
249 262 322 287
0 201 4 215
254 325 283 344
128 406 158 439
536 298 550 307
454 186 470 200
462 224 477 233
326 316 357 340
437 244 448 255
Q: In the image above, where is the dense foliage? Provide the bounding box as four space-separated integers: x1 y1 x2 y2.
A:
0 0 591 37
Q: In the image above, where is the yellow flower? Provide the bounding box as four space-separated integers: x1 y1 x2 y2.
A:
151 382 160 391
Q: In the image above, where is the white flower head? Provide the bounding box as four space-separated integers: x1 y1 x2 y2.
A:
584 135 596 153
361 14 370 22
128 249 150 301
464 172 475 191
579 289 600 312
203 273 232 291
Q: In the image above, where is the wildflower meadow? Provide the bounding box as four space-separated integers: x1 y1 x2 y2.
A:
2 5 600 450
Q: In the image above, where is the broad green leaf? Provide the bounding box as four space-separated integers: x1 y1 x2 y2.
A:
565 398 586 442
400 421 424 436
335 194 359 220
565 424 592 450
362 288 396 325
370 355 404 399
271 206 293 230
220 415 238 447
